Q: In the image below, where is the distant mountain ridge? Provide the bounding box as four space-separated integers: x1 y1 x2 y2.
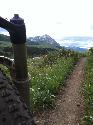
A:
61 36 93 50
27 34 60 47
0 34 91 52
64 46 88 52
0 34 60 48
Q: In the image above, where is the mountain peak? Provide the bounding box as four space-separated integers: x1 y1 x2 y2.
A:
28 34 60 47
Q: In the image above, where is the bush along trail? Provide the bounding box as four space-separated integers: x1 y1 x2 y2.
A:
82 55 93 125
34 57 87 125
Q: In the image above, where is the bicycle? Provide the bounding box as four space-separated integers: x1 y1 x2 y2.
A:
0 14 36 125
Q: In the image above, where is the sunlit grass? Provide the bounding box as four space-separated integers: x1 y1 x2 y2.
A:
28 57 77 110
82 56 93 124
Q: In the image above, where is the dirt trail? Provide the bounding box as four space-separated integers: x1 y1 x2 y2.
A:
35 57 86 125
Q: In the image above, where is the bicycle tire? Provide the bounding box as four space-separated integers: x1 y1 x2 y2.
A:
0 68 36 125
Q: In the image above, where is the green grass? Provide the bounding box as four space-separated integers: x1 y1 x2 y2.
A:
0 64 10 77
0 48 81 111
28 57 77 110
27 44 59 49
81 56 93 124
0 41 11 47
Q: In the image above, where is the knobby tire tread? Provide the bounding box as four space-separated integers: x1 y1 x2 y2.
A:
0 68 36 125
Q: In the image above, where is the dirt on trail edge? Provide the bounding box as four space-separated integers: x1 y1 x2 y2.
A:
34 57 86 125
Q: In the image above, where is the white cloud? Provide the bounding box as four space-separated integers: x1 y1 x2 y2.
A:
1 0 93 43
60 40 93 49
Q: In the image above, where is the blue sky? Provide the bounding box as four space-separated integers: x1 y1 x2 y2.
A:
0 0 93 47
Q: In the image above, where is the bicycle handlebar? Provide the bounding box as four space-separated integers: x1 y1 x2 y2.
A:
0 16 17 31
0 14 26 44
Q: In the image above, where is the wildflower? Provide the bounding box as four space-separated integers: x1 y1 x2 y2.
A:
30 88 34 92
38 88 40 90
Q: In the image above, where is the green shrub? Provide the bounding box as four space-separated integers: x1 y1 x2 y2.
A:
82 56 93 124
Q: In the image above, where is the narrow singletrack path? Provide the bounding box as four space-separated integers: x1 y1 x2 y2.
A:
35 57 86 125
